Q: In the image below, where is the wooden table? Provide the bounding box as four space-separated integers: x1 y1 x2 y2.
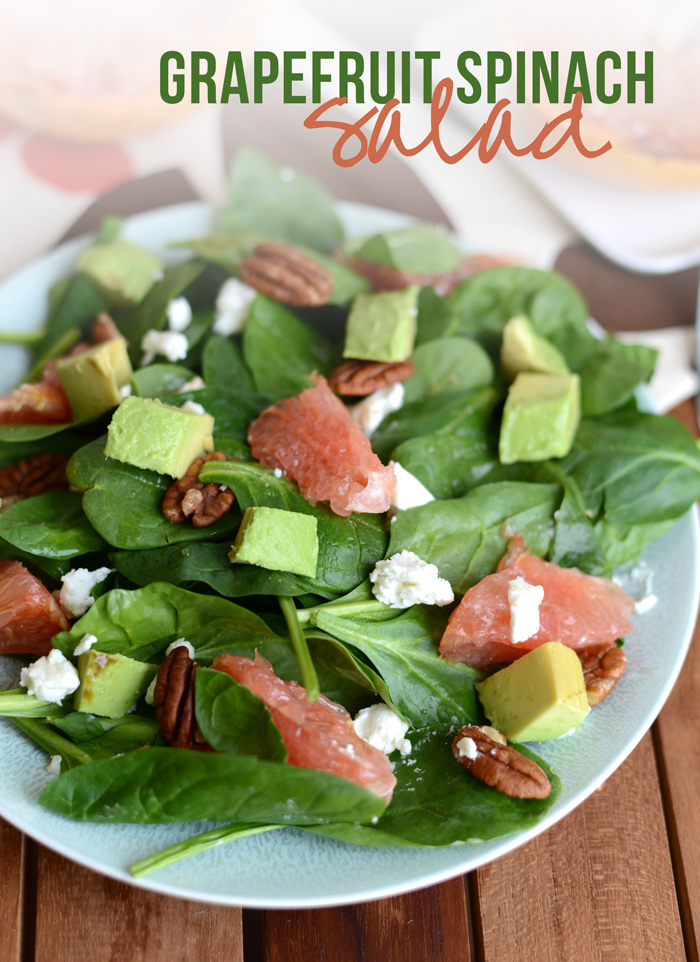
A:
3 111 700 962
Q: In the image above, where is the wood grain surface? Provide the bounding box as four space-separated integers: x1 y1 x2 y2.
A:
0 819 25 962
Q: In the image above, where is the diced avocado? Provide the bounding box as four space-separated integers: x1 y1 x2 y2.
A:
78 239 164 306
501 316 570 381
105 395 214 477
476 641 590 742
499 373 580 464
343 226 462 274
229 506 318 578
74 650 158 718
56 336 133 421
343 286 419 363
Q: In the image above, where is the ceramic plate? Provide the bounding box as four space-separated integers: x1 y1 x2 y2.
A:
0 202 698 907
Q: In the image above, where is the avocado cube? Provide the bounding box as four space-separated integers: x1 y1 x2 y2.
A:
499 373 580 464
343 286 419 363
476 641 590 742
229 506 318 578
500 316 570 382
105 395 214 478
56 336 133 421
74 649 158 718
78 239 164 306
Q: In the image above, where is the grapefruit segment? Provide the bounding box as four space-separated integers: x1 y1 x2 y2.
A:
248 375 396 516
0 560 71 656
0 380 72 425
440 548 635 669
212 652 397 803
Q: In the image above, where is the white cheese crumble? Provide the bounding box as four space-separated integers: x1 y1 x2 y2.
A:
120 384 132 398
456 736 478 760
166 296 193 332
180 400 206 416
353 703 412 756
166 638 195 659
60 567 112 619
73 633 98 657
349 383 404 439
273 467 284 478
508 576 544 643
635 594 658 614
369 549 454 609
45 754 62 775
178 375 206 393
20 649 80 704
212 277 257 335
140 329 189 366
388 461 435 511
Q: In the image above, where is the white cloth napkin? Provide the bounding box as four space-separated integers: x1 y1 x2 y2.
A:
616 327 699 414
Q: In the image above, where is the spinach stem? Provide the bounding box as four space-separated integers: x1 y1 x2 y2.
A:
12 717 95 767
0 328 46 346
0 689 67 718
296 598 389 625
279 596 320 702
130 823 283 878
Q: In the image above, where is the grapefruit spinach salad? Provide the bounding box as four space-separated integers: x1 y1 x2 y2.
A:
1 148 699 878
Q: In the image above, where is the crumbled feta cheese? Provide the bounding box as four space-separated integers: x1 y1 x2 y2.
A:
140 329 189 366
180 400 206 416
370 549 454 609
508 576 544 643
349 383 404 439
45 754 62 775
20 649 80 704
635 594 658 614
60 567 112 619
389 461 435 511
456 736 478 760
353 703 412 756
166 296 192 332
145 674 158 706
212 278 257 335
166 638 195 659
273 467 283 478
120 384 132 398
178 376 206 393
73 633 98 657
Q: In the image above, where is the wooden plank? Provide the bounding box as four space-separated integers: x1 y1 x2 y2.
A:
471 734 685 962
34 844 244 962
0 819 27 962
263 877 470 962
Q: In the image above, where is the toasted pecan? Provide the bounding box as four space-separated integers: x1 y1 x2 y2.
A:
452 724 551 799
162 452 234 527
328 359 416 396
579 642 627 706
153 646 210 750
239 241 334 307
0 453 69 509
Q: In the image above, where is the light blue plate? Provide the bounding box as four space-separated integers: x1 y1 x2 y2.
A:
0 203 698 907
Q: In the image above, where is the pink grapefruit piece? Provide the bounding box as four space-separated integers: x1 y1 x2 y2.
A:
0 560 71 656
248 374 396 516
440 544 635 669
212 652 397 803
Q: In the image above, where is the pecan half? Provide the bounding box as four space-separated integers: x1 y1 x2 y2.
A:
162 452 234 527
452 724 551 799
154 647 201 749
328 359 416 396
579 642 627 706
239 241 334 307
91 312 121 343
0 453 69 509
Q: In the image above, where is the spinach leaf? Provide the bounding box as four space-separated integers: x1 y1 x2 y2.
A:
116 261 205 365
387 481 559 592
194 668 287 761
198 461 388 597
579 338 657 415
0 491 106 558
174 387 269 443
391 436 498 500
221 148 344 254
447 267 595 369
51 583 280 664
0 689 69 718
0 421 86 445
0 541 73 582
594 518 675 567
242 297 334 401
372 728 560 845
73 445 240 549
39 747 385 825
131 363 197 398
312 606 483 730
32 274 109 372
0 432 84 472
561 412 700 523
403 338 494 403
202 336 254 392
48 714 161 765
50 712 156 743
370 387 499 463
414 285 457 345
